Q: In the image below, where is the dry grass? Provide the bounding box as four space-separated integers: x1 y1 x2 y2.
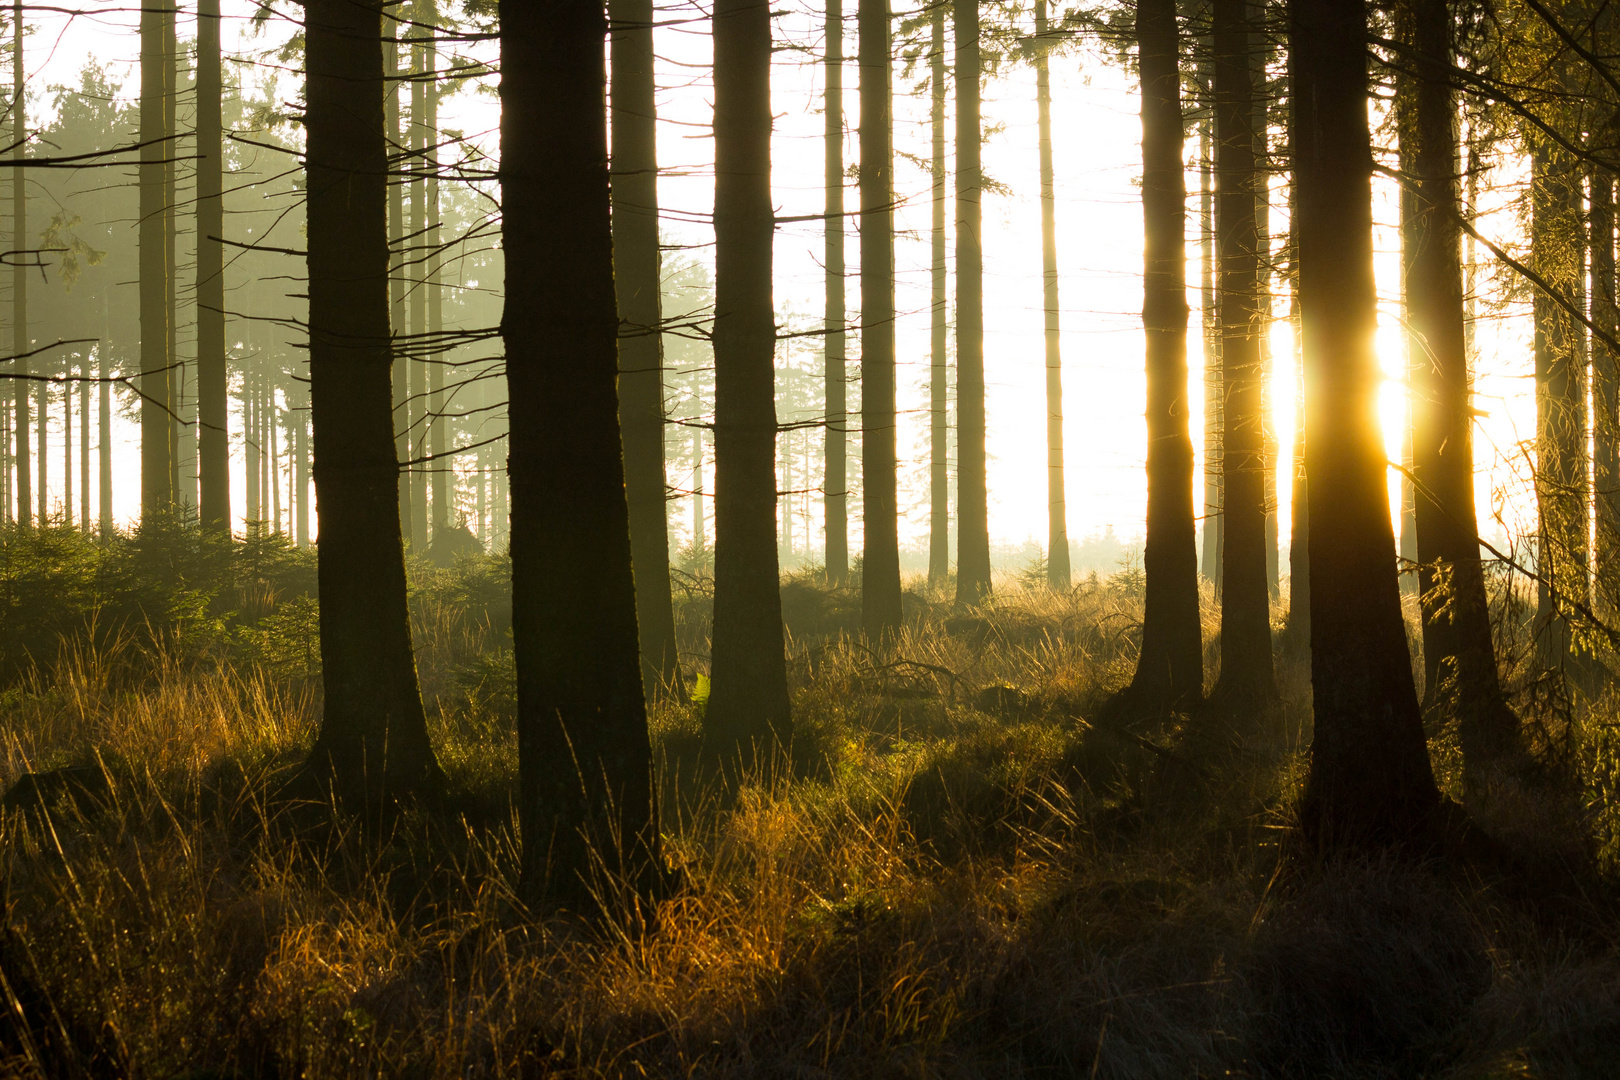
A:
2 575 1620 1077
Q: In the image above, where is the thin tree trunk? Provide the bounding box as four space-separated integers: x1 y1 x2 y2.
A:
1036 0 1069 590
1124 0 1203 711
1292 0 1439 843
139 0 171 516
825 0 848 586
612 0 684 698
245 369 260 524
928 0 948 586
62 359 71 526
706 0 793 757
408 6 429 551
304 0 442 801
1200 94 1221 587
10 0 24 529
1401 0 1520 768
387 7 410 548
78 355 87 527
860 0 902 635
1596 170 1620 609
270 390 281 534
1210 0 1277 708
955 0 991 604
164 6 181 507
425 0 447 542
296 386 310 546
98 338 110 536
198 0 229 532
503 0 661 911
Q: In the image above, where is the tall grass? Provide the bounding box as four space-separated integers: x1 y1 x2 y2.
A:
3 556 1620 1076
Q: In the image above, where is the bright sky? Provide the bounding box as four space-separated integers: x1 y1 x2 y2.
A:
17 0 1544 578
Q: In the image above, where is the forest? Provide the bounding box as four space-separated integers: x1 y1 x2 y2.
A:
2 0 1620 1074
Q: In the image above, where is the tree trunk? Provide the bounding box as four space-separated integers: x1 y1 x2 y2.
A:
425 0 447 542
408 8 429 552
139 0 171 516
245 369 260 524
1399 0 1520 770
303 0 442 802
825 0 849 586
501 0 661 912
1200 102 1221 587
1531 135 1587 664
1287 218 1308 640
860 0 902 635
387 7 410 548
197 0 230 532
611 0 684 699
1124 0 1203 711
1596 169 1620 610
1291 0 1439 843
955 0 991 604
1210 0 1277 708
9 0 23 529
164 6 181 508
705 0 793 756
78 355 88 527
98 335 111 536
1036 0 1069 590
928 0 948 586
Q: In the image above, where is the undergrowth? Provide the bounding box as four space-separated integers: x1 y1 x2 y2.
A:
2 527 1620 1076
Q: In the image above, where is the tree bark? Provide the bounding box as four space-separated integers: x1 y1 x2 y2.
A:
928 1 948 586
304 0 443 802
705 0 793 757
164 6 181 509
1124 0 1203 711
860 0 902 635
1596 170 1620 609
139 0 171 516
387 7 410 546
501 0 662 912
408 6 429 551
825 0 849 586
612 0 684 698
1292 0 1439 843
10 0 25 528
1210 0 1277 708
955 0 991 604
1036 0 1069 590
197 0 229 532
425 0 447 542
1399 0 1520 769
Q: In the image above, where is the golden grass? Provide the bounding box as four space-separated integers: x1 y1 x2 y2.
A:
2 577 1620 1077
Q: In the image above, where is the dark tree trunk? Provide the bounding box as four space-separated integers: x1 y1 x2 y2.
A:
1210 0 1277 708
825 0 849 586
1291 0 1439 843
611 0 684 699
139 0 171 516
408 9 429 552
1125 0 1203 710
386 9 410 541
10 0 25 528
860 0 902 635
928 0 948 586
304 0 442 802
1199 117 1221 587
1398 0 1520 769
1596 170 1620 608
164 6 180 508
955 0 991 605
197 0 229 532
1036 0 1070 590
501 0 661 911
424 0 446 543
705 0 793 756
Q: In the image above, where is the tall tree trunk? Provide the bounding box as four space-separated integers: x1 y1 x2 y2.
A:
78 356 88 527
98 338 110 535
1124 0 1203 711
706 0 793 756
296 385 310 546
304 0 442 801
408 6 429 551
501 0 660 911
954 0 991 604
824 0 849 586
1292 0 1439 843
197 0 230 532
425 0 447 542
9 0 23 529
1210 0 1277 708
164 7 181 508
1036 0 1069 590
245 369 259 523
612 0 684 698
1400 0 1520 771
860 0 902 635
139 0 171 516
62 360 71 526
928 0 948 586
387 7 410 548
1287 217 1308 640
1199 94 1221 587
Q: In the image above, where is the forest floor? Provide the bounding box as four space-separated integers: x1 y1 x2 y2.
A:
3 535 1620 1077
